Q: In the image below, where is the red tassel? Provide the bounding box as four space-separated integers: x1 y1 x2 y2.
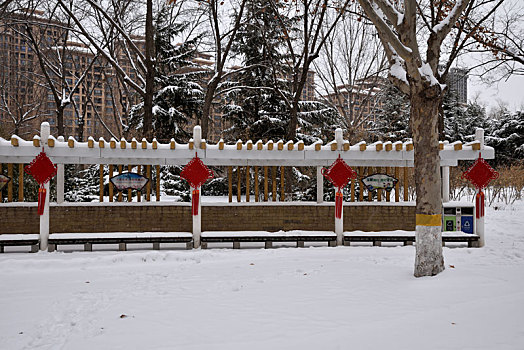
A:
335 190 343 219
38 187 46 215
192 189 199 216
476 190 485 219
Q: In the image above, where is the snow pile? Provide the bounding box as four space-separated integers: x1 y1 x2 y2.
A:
0 201 523 349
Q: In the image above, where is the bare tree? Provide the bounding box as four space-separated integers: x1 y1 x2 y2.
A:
314 4 388 142
0 70 45 136
57 0 156 139
354 0 486 277
268 0 351 140
467 1 523 80
197 0 248 139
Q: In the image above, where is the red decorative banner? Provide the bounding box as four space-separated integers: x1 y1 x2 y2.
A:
25 150 57 216
181 153 214 216
322 155 357 219
461 154 499 219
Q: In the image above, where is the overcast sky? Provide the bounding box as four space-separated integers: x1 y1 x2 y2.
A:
469 75 524 113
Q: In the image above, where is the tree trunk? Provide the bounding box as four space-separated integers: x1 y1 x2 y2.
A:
143 0 155 140
57 107 64 137
201 77 220 139
286 101 299 140
410 92 445 277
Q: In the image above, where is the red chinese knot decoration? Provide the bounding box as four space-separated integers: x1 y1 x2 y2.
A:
322 155 357 219
25 150 57 215
461 154 499 219
180 153 214 215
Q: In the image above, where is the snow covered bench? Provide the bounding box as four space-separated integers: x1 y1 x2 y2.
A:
343 231 480 247
200 230 337 249
0 234 40 253
48 232 193 252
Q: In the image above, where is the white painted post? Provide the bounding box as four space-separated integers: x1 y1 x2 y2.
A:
193 125 202 149
475 128 485 247
475 128 485 148
335 128 343 150
193 186 201 248
335 188 343 246
40 122 50 251
316 166 323 203
192 126 202 248
56 136 65 204
334 128 344 245
442 166 450 202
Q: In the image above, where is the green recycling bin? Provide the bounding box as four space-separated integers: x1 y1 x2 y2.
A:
443 207 456 231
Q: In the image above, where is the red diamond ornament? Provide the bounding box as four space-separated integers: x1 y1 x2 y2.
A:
25 150 57 186
321 155 357 190
180 153 214 189
461 154 499 190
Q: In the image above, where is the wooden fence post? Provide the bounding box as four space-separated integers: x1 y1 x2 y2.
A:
109 165 114 202
146 165 151 201
246 166 250 202
385 166 391 202
272 166 277 202
264 166 268 201
99 164 104 202
280 166 285 201
127 165 132 202
376 167 382 201
118 165 123 202
137 165 142 202
155 165 161 201
403 167 409 201
228 166 232 202
394 167 400 202
359 167 364 202
18 163 23 202
254 166 259 202
237 166 241 202
7 163 13 202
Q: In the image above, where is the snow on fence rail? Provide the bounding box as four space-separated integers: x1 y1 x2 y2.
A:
0 124 494 204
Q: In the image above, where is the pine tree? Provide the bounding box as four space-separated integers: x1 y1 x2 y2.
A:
64 165 103 202
129 6 204 142
372 82 411 142
222 0 293 141
486 110 524 166
443 92 487 142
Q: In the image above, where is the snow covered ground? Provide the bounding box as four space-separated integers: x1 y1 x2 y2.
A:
1 201 523 350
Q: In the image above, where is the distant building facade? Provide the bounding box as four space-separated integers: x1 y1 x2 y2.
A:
0 10 137 140
446 67 468 105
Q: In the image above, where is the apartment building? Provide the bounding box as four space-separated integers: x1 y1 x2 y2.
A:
323 76 387 127
0 10 137 140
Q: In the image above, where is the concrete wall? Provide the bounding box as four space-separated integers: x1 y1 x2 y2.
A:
0 203 415 234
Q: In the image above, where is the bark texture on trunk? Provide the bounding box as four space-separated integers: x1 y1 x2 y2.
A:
201 77 220 139
411 92 444 277
143 0 155 140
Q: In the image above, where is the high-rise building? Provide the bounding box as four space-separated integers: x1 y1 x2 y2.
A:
0 10 136 140
446 67 468 105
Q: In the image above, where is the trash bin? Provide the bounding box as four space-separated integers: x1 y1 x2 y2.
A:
443 207 456 231
461 207 474 234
